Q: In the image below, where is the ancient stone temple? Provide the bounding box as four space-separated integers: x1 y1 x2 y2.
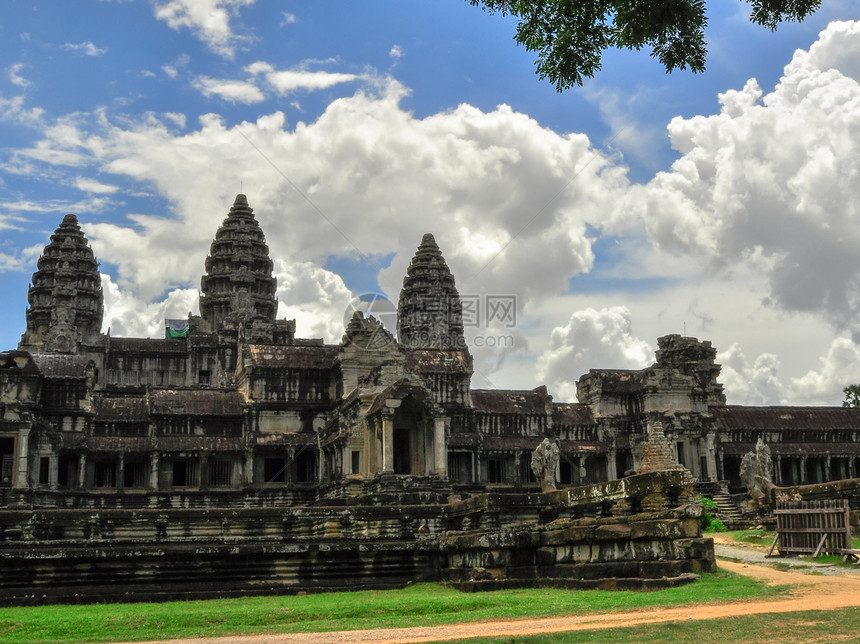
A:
2 194 859 504
0 194 855 602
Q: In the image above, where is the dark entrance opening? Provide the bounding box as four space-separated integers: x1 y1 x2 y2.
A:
781 458 800 486
391 396 431 475
393 427 411 474
0 437 14 486
616 450 633 477
807 457 826 483
264 457 287 483
295 450 316 483
58 453 77 488
723 456 742 492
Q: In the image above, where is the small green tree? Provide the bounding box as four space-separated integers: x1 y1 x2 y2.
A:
468 0 822 90
843 384 860 408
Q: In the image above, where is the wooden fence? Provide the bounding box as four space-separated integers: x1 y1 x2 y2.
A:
770 499 853 557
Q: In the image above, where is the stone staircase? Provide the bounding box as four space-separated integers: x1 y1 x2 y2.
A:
712 493 743 521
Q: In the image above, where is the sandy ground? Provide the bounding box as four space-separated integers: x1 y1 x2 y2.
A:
119 539 860 644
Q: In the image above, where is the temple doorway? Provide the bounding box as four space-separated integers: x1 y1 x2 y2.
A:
0 437 14 486
393 428 411 474
392 396 430 475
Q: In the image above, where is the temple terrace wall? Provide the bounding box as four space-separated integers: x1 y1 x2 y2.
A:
0 470 713 605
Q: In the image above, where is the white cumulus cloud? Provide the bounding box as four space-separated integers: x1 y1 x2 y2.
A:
75 177 120 194
192 76 265 103
245 61 357 94
101 274 199 338
61 42 107 57
152 0 254 58
638 20 860 338
8 63 31 87
536 306 652 401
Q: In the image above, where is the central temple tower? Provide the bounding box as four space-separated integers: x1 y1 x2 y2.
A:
396 233 466 350
199 194 278 335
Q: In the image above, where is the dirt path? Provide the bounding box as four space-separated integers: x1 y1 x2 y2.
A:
126 557 860 644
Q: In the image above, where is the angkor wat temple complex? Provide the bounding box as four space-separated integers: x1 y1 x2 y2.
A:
2 194 859 508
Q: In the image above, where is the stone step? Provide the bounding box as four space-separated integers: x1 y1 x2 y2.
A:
711 494 743 519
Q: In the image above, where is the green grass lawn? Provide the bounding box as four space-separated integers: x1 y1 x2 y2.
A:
0 569 785 644
724 528 775 545
443 607 860 644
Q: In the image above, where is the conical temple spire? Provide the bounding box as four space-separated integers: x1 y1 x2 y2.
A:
199 195 278 334
397 232 466 350
20 214 104 354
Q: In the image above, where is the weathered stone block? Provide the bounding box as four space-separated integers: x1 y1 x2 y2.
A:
638 559 687 578
541 524 595 546
630 539 675 561
594 523 631 541
672 537 715 563
550 543 593 564
535 546 557 566
594 540 633 562
630 518 687 540
541 561 639 580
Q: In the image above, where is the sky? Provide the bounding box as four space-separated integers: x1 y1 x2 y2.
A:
1 0 860 406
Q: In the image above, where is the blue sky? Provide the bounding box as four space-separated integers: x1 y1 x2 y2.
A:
2 1 860 405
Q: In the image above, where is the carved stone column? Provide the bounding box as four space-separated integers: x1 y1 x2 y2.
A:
15 428 30 488
49 455 59 490
244 450 254 485
434 417 447 477
78 453 87 489
149 452 159 490
382 415 394 474
607 447 618 481
199 452 209 491
117 453 125 494
706 433 718 483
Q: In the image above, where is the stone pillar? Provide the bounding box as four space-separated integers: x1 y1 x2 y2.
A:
78 453 87 489
49 455 59 490
800 456 808 484
199 452 209 491
287 447 295 483
382 416 394 474
824 455 832 482
117 453 125 493
244 450 254 485
434 417 447 477
578 456 587 485
149 452 159 490
849 457 857 480
775 456 782 485
708 444 717 482
607 447 618 481
15 428 30 488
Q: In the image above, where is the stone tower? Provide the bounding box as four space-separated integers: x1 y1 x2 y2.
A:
20 214 103 354
397 233 466 350
654 334 726 406
199 194 278 335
